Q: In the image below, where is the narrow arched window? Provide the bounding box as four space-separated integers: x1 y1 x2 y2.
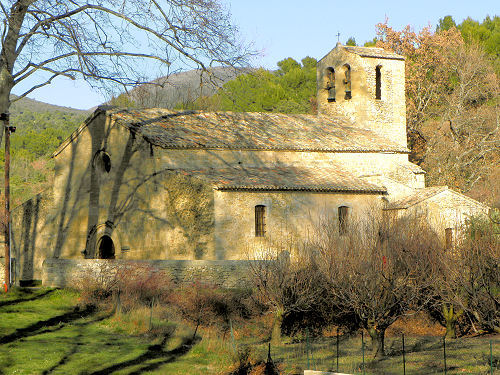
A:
338 206 349 235
445 228 453 250
343 64 352 100
255 205 266 237
375 65 382 100
326 67 336 102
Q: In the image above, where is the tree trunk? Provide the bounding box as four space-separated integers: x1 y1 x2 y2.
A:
442 304 460 339
0 0 31 146
0 68 13 146
367 322 386 358
270 309 283 345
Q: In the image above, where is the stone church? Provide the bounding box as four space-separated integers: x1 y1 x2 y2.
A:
8 43 488 285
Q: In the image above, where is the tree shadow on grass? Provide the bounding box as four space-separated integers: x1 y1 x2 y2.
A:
0 305 96 345
0 288 56 308
41 330 84 375
87 334 200 375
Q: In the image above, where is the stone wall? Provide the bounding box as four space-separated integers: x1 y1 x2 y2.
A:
214 190 385 259
42 258 262 289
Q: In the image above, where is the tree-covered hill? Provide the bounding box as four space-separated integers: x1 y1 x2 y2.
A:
112 66 253 109
0 97 89 205
10 95 90 115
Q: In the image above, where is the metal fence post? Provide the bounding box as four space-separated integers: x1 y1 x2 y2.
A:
149 296 154 330
490 340 493 375
443 337 447 375
362 331 365 375
336 327 340 373
306 328 310 369
402 333 406 375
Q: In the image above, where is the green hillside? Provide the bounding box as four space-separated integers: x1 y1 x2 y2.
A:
1 97 89 205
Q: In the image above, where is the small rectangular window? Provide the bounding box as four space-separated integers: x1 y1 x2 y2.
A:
445 228 453 250
338 206 349 235
255 205 266 237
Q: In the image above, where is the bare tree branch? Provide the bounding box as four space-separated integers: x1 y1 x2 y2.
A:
0 0 255 147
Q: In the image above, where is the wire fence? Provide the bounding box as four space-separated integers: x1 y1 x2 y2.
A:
230 327 499 375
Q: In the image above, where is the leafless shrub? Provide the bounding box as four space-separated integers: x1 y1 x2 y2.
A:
75 261 173 312
309 214 442 358
226 345 281 375
169 281 261 337
436 215 500 335
250 245 332 343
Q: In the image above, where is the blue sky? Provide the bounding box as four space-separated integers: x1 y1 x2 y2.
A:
12 1 497 110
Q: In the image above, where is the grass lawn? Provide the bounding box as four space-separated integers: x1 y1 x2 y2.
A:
0 288 498 374
0 288 233 375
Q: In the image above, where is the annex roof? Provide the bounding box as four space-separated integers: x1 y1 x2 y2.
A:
107 108 409 153
383 186 488 210
172 165 387 194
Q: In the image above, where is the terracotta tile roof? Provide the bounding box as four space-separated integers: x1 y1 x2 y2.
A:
384 186 489 210
109 108 408 153
173 165 387 193
343 46 405 60
384 187 448 209
397 162 426 174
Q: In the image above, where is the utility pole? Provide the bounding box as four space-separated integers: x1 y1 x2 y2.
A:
2 113 15 292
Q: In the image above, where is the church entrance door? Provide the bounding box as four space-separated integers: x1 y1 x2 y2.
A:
97 235 115 259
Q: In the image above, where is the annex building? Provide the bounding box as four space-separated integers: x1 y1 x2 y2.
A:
7 43 488 285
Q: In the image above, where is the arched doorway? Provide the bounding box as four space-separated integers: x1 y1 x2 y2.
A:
97 235 115 259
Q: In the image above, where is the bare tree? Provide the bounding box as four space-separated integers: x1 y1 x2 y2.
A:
0 0 253 140
312 214 442 358
435 216 500 336
422 43 500 197
250 247 328 344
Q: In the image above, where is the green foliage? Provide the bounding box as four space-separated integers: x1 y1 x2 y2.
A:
457 15 500 72
110 93 137 108
364 37 378 47
436 15 457 32
0 108 86 204
179 57 317 114
458 16 499 50
346 37 357 46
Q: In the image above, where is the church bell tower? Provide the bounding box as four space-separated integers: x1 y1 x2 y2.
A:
317 43 407 148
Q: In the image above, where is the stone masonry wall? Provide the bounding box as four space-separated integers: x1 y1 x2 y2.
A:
317 45 407 147
43 258 261 289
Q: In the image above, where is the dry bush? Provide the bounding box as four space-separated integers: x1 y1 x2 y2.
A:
226 346 281 375
114 263 173 311
169 282 262 340
75 261 173 312
170 281 236 339
75 261 121 309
